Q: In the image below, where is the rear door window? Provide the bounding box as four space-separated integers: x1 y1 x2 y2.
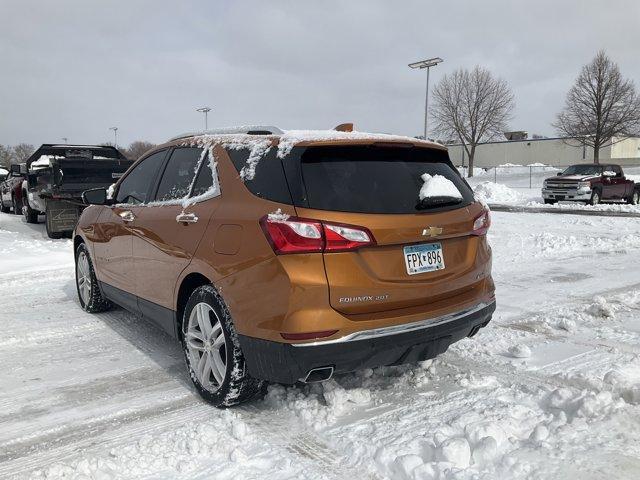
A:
116 150 167 204
154 148 203 202
298 146 473 214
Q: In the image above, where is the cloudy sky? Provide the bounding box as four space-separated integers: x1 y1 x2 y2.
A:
1 0 639 147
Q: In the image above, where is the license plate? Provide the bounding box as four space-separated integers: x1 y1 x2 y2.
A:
403 243 445 275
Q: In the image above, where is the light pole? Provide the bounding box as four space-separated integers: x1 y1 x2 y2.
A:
109 127 118 148
409 57 443 140
196 107 212 130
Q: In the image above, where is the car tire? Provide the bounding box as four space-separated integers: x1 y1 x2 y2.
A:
0 199 9 213
182 285 266 408
628 189 640 205
12 195 23 216
543 199 557 205
589 189 601 206
23 196 39 223
75 243 112 313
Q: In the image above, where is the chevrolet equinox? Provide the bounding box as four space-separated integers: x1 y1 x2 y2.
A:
75 126 495 407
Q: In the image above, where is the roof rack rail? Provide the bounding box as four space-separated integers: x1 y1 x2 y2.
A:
169 125 284 142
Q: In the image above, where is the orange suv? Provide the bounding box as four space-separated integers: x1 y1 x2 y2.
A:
76 126 495 407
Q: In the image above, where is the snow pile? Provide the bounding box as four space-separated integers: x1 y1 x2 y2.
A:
418 173 462 200
473 182 523 204
508 344 532 358
0 167 8 176
626 174 640 183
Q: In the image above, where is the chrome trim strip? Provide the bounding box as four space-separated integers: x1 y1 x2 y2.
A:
291 301 494 347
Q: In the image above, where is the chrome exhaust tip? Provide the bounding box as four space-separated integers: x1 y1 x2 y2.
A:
302 366 334 383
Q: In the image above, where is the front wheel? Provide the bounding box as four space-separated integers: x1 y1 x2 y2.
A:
543 199 557 205
589 189 601 206
0 199 9 213
75 243 112 313
182 285 265 407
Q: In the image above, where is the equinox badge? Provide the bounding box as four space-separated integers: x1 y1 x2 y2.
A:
422 226 443 237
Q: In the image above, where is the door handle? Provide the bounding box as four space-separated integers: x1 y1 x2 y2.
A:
119 210 135 222
176 212 198 224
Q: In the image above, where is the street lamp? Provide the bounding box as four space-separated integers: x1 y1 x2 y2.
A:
196 107 212 130
109 127 118 148
409 57 443 140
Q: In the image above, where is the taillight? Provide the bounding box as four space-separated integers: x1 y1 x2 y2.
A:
471 209 491 236
260 215 375 254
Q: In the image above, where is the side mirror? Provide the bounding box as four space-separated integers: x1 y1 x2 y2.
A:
557 172 562 176
82 187 108 205
10 164 21 174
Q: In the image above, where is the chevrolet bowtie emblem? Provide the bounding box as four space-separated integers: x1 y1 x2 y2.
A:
422 226 443 237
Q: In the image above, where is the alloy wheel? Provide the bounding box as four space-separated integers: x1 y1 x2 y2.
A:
76 251 92 306
185 302 227 392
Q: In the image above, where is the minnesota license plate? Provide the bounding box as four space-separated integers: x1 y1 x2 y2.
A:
404 243 445 275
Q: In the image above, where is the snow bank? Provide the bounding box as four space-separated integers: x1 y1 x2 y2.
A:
418 173 462 200
473 182 523 204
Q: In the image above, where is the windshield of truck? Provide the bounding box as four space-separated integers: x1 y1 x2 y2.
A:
561 165 602 176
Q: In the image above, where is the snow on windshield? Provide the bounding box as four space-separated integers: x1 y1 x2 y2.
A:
419 173 462 200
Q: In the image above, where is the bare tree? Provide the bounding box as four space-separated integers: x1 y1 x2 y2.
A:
12 143 35 163
0 145 12 169
431 66 514 177
554 51 640 163
124 141 156 160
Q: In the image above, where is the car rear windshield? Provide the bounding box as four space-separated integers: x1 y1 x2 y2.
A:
298 145 473 214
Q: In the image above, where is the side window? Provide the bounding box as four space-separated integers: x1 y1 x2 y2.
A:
116 151 166 204
154 148 202 202
191 155 215 197
227 148 292 204
613 165 623 177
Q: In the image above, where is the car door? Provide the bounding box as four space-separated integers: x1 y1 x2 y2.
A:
610 165 627 198
132 147 220 315
92 150 168 311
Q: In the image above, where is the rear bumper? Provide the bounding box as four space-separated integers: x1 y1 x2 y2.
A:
238 300 496 384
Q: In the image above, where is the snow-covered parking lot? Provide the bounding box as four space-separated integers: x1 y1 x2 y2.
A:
1 210 640 480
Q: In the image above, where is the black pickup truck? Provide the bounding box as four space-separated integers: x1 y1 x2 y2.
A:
22 144 133 238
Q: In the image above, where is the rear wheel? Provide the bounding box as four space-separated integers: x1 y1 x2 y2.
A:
589 189 601 206
23 195 39 223
75 243 112 313
543 199 557 205
182 285 265 407
0 200 9 213
628 189 640 205
12 195 23 216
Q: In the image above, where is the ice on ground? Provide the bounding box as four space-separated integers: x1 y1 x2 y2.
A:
473 181 523 204
418 173 462 200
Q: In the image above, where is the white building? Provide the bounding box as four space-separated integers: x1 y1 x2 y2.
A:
446 136 640 168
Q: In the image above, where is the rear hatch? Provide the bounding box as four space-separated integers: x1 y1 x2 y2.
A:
288 143 485 316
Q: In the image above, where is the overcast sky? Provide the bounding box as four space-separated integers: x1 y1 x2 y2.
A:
1 0 639 147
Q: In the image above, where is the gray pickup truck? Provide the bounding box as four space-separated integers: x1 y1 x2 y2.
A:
22 144 133 238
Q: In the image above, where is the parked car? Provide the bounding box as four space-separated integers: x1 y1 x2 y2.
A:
0 164 26 214
542 163 640 205
74 126 496 407
22 144 133 238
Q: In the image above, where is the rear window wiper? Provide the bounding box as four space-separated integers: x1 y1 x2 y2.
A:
416 196 462 210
